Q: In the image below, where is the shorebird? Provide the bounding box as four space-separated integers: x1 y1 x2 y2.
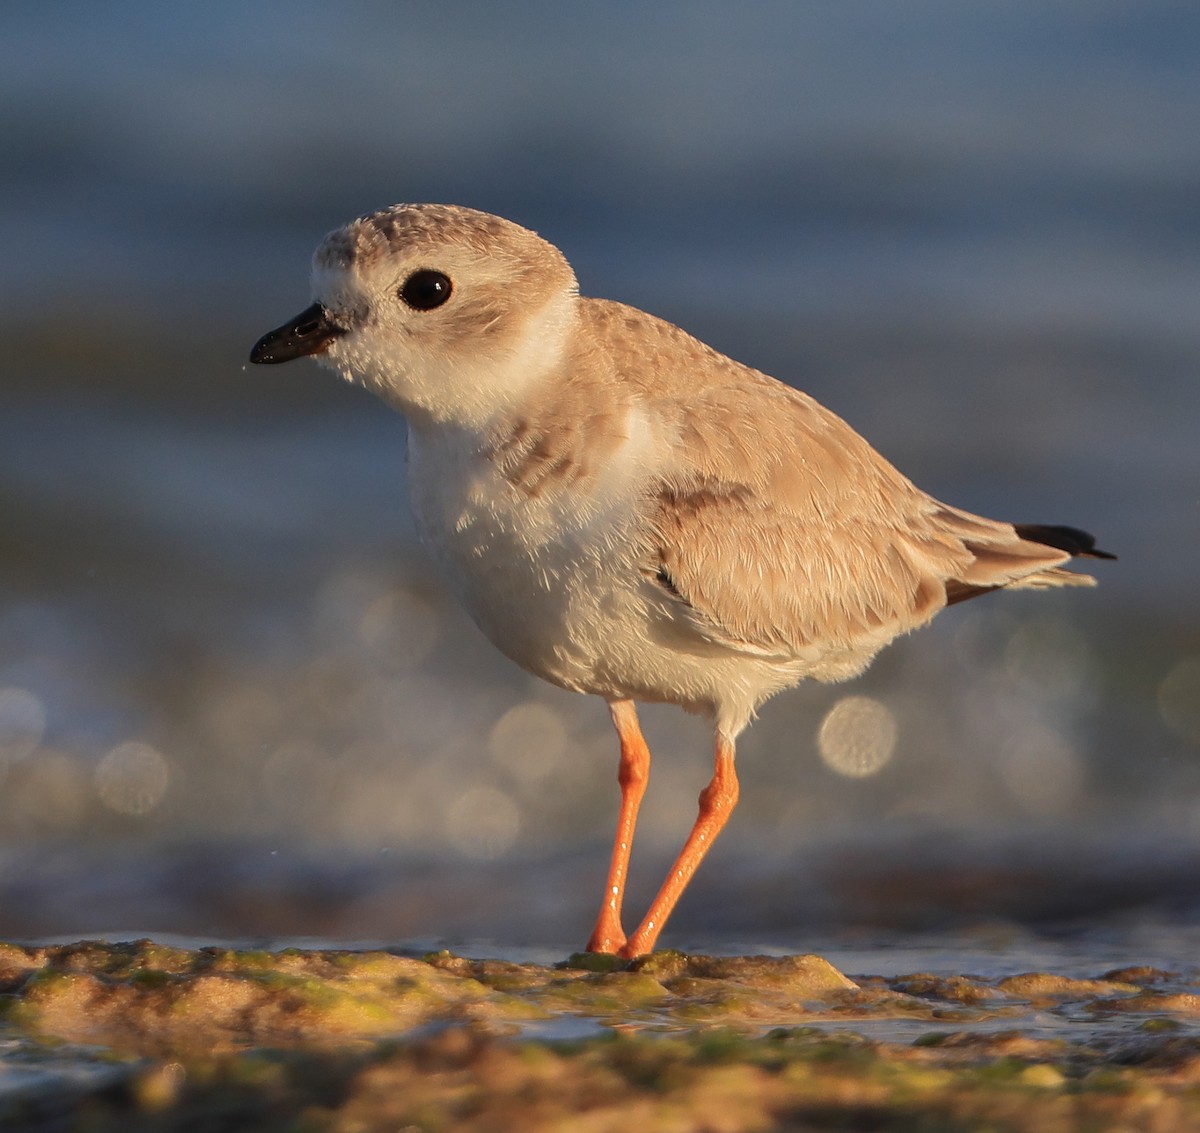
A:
250 204 1112 958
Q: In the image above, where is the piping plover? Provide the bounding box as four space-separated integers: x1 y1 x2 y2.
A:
251 203 1112 958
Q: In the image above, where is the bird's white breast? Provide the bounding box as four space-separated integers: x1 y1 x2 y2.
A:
404 408 661 695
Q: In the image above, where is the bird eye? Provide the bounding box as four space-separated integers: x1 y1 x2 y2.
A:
400 270 453 311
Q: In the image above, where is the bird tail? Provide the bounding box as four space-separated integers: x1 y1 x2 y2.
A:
936 512 1115 607
1011 523 1117 561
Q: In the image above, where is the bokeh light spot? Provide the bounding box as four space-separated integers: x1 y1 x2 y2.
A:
1159 657 1200 744
95 742 170 815
358 587 441 667
1003 617 1093 703
446 786 520 860
487 701 567 787
996 724 1083 815
817 695 897 778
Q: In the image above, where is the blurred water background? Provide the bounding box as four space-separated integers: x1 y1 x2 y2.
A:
1 2 1198 954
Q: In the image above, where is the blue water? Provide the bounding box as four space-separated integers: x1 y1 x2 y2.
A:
1 3 1198 946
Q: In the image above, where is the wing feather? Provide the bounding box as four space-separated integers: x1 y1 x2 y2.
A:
641 365 1092 661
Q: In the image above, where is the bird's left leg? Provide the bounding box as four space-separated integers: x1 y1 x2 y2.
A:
585 699 651 954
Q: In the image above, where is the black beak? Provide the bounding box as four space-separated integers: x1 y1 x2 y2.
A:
249 303 346 364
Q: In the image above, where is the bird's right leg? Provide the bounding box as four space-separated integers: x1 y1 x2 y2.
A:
585 699 651 954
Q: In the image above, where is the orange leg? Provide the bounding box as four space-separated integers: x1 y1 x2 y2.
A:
585 700 651 954
619 733 739 959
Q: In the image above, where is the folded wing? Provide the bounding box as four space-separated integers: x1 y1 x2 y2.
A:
645 377 1105 665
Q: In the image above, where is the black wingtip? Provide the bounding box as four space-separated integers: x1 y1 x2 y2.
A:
1014 523 1117 561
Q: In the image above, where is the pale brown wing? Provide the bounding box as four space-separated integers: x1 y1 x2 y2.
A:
641 370 1094 663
